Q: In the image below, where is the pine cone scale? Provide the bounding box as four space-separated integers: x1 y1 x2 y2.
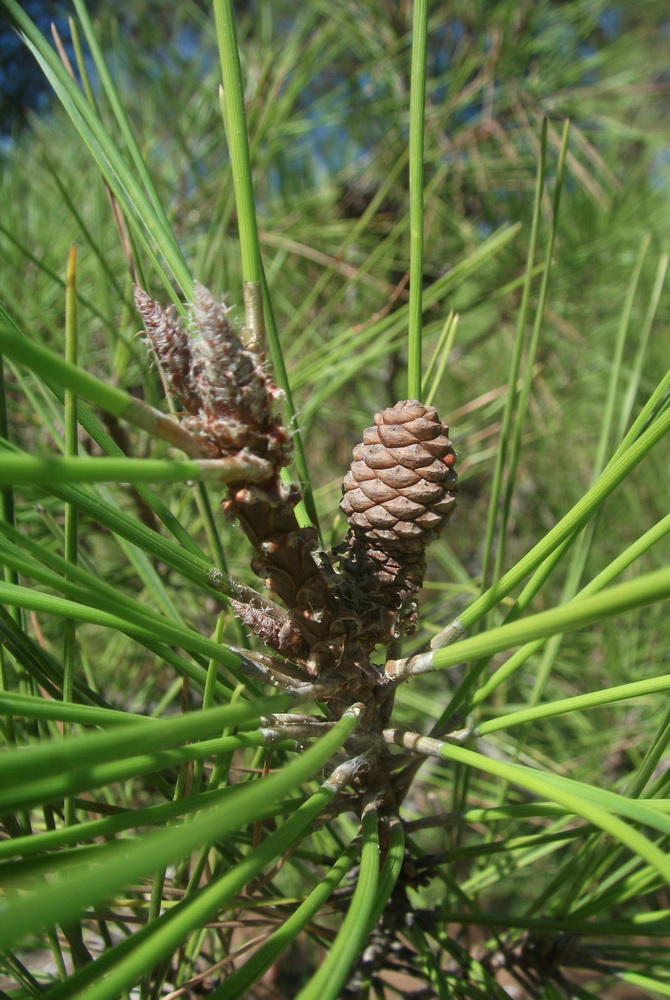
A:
376 425 420 447
416 460 457 483
375 466 422 488
358 480 399 503
342 489 378 512
386 445 437 470
400 417 442 439
364 506 400 529
402 481 443 503
349 461 377 481
379 402 426 423
355 445 398 470
382 496 426 519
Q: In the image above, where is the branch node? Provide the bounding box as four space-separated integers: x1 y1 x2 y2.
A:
429 615 466 650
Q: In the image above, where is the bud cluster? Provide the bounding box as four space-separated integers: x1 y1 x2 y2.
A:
136 284 458 687
134 283 290 471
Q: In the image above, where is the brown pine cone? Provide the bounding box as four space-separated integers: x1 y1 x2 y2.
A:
338 399 457 648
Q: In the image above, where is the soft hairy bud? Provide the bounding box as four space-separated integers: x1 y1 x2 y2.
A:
190 282 263 419
338 399 457 646
134 283 291 471
133 286 200 414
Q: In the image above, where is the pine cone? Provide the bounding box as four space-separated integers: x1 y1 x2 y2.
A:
338 399 457 647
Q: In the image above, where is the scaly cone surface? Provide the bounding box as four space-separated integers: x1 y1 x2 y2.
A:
338 399 458 649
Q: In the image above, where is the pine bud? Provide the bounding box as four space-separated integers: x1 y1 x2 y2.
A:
191 282 270 427
134 283 291 471
133 286 200 414
338 400 457 645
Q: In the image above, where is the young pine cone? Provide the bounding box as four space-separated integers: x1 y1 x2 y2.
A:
338 399 457 647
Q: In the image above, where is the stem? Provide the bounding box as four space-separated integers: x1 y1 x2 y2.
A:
0 454 274 486
407 0 428 399
63 243 78 829
212 2 261 285
387 565 670 681
0 329 237 459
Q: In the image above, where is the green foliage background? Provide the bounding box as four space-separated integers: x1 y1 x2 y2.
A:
0 0 669 997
